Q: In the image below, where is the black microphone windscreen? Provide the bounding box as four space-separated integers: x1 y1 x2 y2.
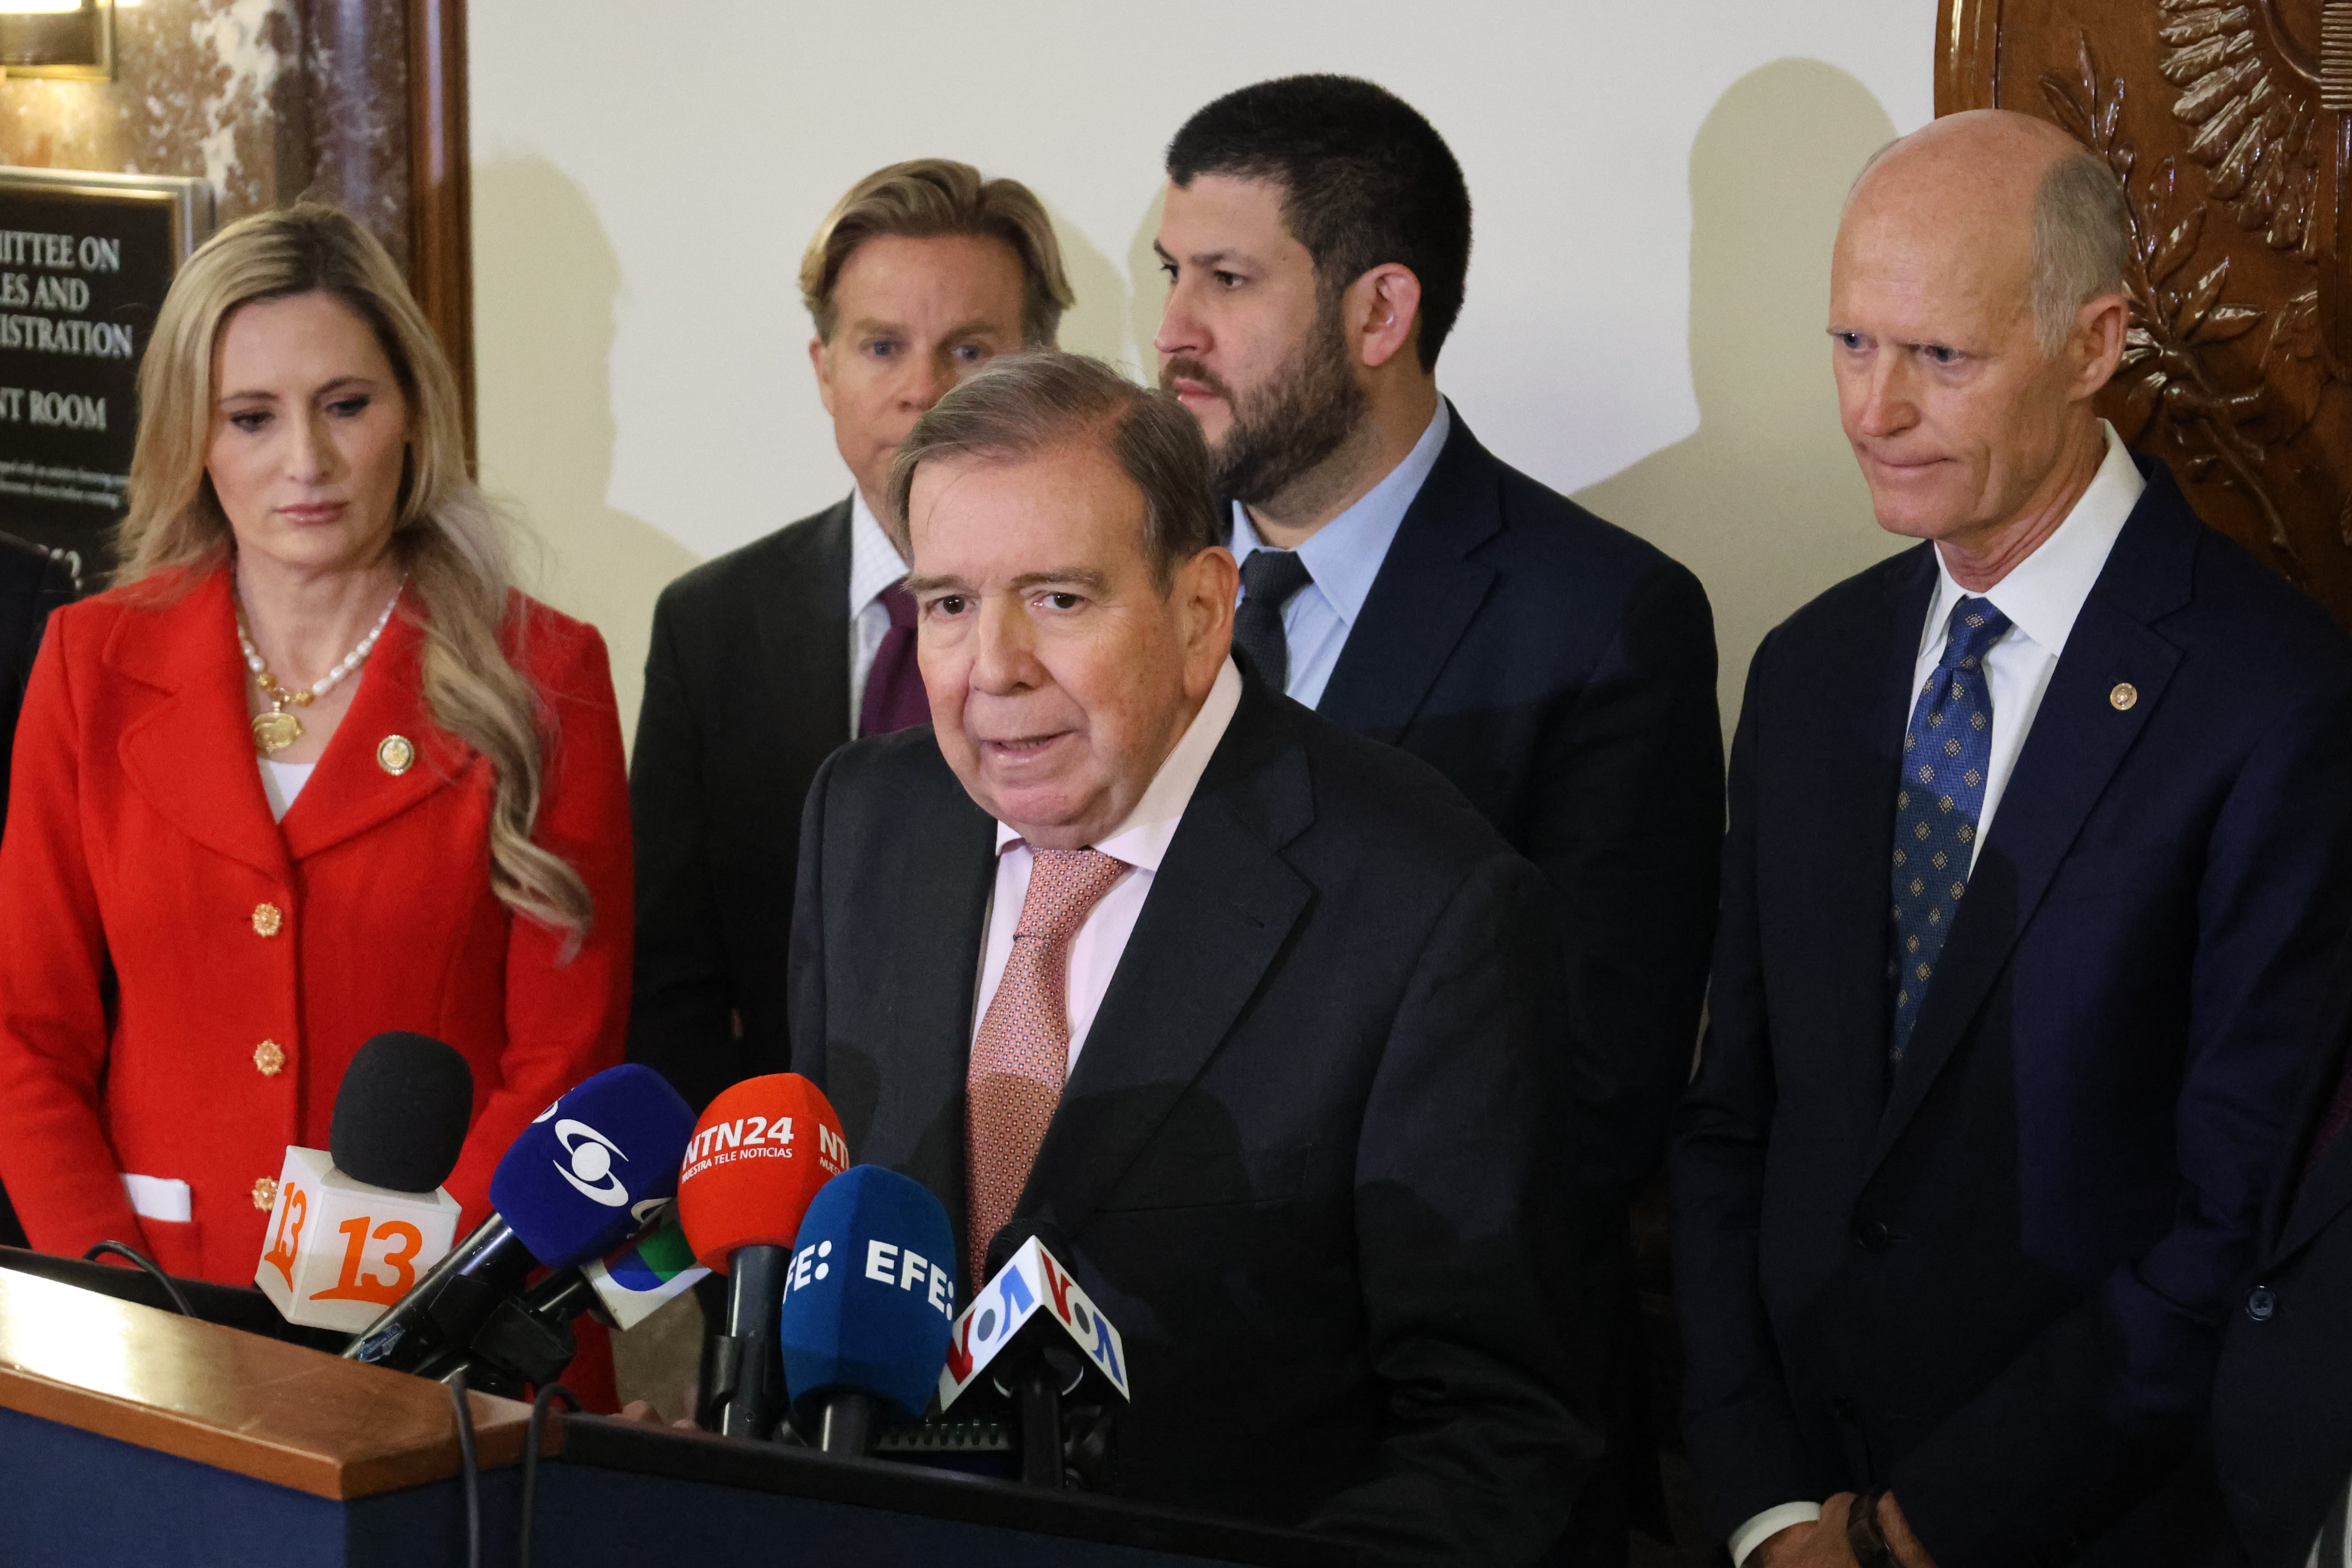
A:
329 1033 475 1194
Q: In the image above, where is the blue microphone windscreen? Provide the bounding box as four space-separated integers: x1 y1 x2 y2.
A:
489 1064 697 1269
779 1165 957 1421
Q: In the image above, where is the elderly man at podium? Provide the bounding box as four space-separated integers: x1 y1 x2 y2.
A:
787 350 1601 1566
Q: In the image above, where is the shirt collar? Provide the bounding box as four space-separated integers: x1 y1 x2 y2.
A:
1923 419 2145 660
1228 398 1452 627
993 657 1244 874
847 488 908 616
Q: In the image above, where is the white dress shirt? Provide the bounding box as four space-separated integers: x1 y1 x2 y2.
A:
846 488 910 735
1726 419 2144 1568
1228 398 1450 709
257 758 314 823
969 658 1243 1074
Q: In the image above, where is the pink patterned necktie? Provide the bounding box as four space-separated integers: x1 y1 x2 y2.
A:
966 847 1129 1286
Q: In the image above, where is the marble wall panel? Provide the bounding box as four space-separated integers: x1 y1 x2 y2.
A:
0 0 409 262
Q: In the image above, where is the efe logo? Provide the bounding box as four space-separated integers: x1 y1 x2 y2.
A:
552 1119 630 1208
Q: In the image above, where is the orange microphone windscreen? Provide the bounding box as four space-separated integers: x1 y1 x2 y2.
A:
674 1073 850 1273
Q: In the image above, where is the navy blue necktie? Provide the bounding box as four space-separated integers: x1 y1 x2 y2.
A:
1890 596 2011 1061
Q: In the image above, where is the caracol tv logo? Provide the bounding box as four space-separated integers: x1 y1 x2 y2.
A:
532 1098 634 1208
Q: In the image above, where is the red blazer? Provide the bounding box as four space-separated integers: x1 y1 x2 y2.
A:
0 563 632 1285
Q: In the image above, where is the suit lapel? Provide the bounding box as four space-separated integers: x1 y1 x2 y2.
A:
279 595 470 861
111 567 291 881
1017 685 1315 1238
759 498 853 754
885 753 996 1262
1871 470 2195 1171
1313 406 1499 740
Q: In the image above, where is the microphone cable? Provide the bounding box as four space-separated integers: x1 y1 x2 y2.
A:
446 1368 481 1568
82 1241 193 1318
520 1382 579 1568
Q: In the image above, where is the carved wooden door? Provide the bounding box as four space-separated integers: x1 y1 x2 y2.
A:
1940 0 2352 623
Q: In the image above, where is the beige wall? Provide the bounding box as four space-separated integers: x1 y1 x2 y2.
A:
469 6 1935 747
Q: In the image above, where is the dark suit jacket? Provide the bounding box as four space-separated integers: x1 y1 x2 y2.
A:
0 529 73 841
628 499 850 1109
1308 408 1723 1193
0 528 71 1253
2210 933 2352 1568
1673 460 2352 1568
790 677 1603 1567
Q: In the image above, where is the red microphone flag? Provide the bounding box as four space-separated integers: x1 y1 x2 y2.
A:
675 1073 850 1273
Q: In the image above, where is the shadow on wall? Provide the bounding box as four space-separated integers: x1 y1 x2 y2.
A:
1576 57 1909 741
471 155 698 753
1043 199 1137 372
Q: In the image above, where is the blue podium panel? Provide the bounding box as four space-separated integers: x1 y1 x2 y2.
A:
0 1407 1351 1568
0 1406 525 1568
527 1463 1314 1568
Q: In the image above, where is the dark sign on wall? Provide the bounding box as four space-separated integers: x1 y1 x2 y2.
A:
0 167 211 588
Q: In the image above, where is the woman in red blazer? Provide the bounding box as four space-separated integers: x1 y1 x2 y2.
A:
0 205 630 1373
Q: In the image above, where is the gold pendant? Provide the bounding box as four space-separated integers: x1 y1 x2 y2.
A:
252 709 303 756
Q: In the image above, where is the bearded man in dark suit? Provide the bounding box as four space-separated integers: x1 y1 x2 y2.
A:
1152 76 1724 1559
0 525 74 1248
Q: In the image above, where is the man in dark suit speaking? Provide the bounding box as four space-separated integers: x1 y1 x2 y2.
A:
1673 111 2352 1568
0 526 73 1251
790 351 1599 1565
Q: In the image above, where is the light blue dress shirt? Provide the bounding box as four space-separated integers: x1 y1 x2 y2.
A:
1228 399 1452 710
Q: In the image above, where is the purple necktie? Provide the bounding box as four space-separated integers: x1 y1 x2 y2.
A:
858 582 930 737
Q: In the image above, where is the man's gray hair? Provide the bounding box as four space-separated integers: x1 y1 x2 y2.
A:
886 351 1224 587
2031 151 2130 353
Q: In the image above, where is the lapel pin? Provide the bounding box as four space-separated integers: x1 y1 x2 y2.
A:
376 734 415 775
2109 683 2138 712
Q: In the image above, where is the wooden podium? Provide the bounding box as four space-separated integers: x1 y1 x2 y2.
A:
0 1264 1350 1567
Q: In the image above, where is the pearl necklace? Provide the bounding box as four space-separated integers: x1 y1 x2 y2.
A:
236 578 407 756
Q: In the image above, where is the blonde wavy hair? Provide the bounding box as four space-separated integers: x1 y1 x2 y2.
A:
115 201 592 937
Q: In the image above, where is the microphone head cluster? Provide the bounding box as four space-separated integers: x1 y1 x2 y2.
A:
675 1073 849 1272
780 1164 958 1423
488 1063 697 1270
329 1031 475 1194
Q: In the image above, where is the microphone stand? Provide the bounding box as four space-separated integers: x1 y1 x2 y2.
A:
707 1243 789 1440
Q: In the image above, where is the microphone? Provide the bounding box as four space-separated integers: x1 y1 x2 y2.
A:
674 1073 849 1440
939 1221 1130 1489
254 1033 473 1332
580 1202 709 1331
342 1063 696 1384
777 1165 957 1456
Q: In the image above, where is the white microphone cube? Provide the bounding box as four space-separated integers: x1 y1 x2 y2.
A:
254 1146 463 1333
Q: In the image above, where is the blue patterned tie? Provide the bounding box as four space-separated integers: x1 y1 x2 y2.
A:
1890 596 2011 1061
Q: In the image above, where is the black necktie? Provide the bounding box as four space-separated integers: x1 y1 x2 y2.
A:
1235 548 1312 693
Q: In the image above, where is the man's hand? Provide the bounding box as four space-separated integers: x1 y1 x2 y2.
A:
1752 1493 1860 1567
1879 1493 1941 1568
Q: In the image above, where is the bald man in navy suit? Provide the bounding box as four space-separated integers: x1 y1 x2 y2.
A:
1674 112 2352 1568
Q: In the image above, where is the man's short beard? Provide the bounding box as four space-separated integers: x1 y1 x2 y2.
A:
1167 294 1368 508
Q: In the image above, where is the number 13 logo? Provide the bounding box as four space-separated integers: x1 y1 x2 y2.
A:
308 1216 424 1305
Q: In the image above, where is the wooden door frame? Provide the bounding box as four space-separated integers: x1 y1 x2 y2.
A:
406 0 473 460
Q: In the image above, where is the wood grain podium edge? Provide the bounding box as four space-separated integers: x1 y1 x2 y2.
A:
0 1271 558 1501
